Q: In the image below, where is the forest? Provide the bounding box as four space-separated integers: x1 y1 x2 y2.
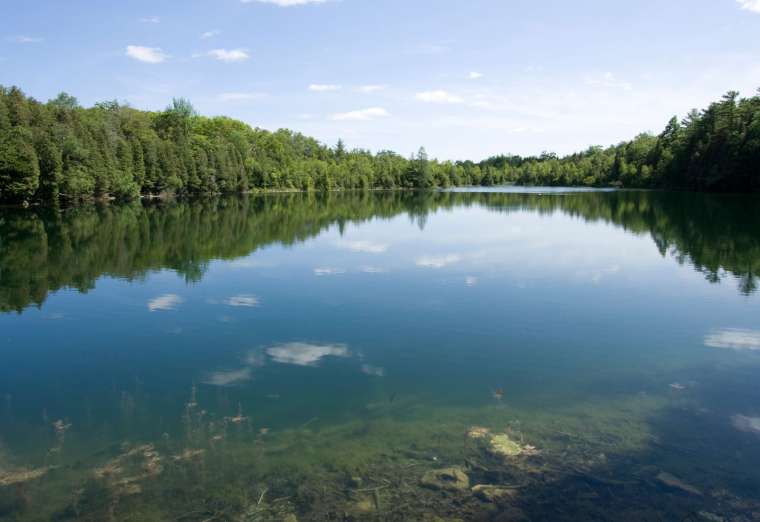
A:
0 85 759 204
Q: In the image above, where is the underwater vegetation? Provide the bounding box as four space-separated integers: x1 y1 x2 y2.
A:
1 382 760 521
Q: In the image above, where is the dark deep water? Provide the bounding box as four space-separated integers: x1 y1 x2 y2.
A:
1 188 759 521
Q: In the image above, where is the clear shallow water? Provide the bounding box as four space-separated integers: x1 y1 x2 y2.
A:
1 189 759 521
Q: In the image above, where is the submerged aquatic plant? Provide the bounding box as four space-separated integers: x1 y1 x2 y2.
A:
0 467 49 487
488 434 524 457
226 402 249 426
466 426 491 440
93 444 163 498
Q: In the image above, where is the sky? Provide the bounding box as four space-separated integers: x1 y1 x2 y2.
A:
2 0 760 161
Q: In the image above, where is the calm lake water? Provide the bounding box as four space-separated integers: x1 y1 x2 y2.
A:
1 188 759 521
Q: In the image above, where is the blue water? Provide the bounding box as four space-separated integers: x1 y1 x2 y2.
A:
1 189 759 520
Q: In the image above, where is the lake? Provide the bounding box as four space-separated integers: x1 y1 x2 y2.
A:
1 188 759 521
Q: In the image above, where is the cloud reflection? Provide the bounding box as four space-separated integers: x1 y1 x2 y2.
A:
225 295 260 307
203 368 253 387
314 267 346 276
148 294 182 312
335 240 389 254
361 364 385 377
732 415 760 435
360 266 387 274
266 342 350 366
704 329 760 351
416 254 462 269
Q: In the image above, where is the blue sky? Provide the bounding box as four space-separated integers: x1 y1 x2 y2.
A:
2 0 760 160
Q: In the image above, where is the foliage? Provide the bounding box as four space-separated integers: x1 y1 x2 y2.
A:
1 190 758 313
480 89 760 191
1 86 758 203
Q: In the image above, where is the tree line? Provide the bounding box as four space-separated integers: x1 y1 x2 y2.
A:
480 90 760 191
2 190 758 312
0 85 759 204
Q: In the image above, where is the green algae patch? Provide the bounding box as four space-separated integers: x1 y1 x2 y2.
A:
488 434 524 458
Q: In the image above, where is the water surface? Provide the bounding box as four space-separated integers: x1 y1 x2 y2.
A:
1 189 759 520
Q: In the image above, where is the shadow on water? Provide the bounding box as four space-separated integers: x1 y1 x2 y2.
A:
1 189 759 313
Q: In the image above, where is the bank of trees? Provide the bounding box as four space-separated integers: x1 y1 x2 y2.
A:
480 89 760 191
1 86 759 204
0 86 485 204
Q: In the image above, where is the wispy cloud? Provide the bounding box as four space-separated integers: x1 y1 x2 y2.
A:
207 48 250 62
704 328 760 351
416 90 465 104
7 35 43 43
309 84 341 92
126 45 169 64
410 43 450 55
468 72 484 80
416 254 462 268
243 0 328 5
217 92 266 102
737 0 760 13
201 30 221 39
358 84 387 93
465 276 478 287
331 107 390 121
148 294 183 311
334 239 389 253
585 72 633 91
139 16 160 23
267 342 350 366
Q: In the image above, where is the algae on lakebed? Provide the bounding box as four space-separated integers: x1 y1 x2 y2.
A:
4 388 755 521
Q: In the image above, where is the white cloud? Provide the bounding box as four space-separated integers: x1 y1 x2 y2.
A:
585 72 633 91
331 108 390 121
208 48 250 62
201 30 220 39
126 45 169 64
139 16 160 23
469 72 484 80
358 84 387 93
217 92 266 102
416 90 465 104
243 0 327 5
225 295 260 307
334 240 389 253
309 84 341 92
704 328 760 351
148 294 182 311
737 0 760 13
8 36 43 43
314 267 346 276
465 276 478 287
267 342 350 366
204 368 253 387
416 254 462 269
